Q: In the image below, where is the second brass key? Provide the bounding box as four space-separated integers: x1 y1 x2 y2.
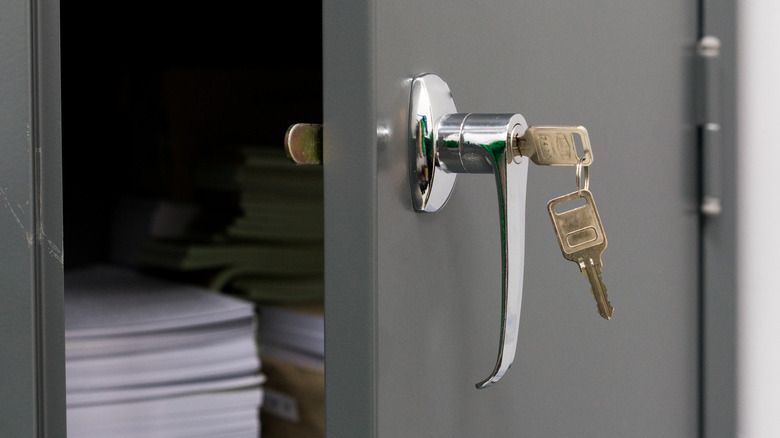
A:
548 189 613 319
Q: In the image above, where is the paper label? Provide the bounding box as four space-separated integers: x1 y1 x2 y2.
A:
262 388 300 422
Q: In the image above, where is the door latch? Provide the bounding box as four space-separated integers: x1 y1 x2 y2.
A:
409 73 608 389
409 73 528 388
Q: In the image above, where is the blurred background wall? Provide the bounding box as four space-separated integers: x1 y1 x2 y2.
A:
736 1 780 436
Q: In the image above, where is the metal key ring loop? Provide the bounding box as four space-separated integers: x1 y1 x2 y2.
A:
575 156 590 193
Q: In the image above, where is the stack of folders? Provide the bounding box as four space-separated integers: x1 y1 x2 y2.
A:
103 145 325 436
134 145 324 303
65 264 264 438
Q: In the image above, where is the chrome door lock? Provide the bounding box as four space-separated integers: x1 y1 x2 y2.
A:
409 73 603 389
409 73 528 389
283 73 606 390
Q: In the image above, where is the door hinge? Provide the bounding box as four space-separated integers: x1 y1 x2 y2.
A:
697 35 722 217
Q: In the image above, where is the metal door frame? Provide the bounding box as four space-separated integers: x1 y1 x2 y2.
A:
699 0 737 437
0 0 65 435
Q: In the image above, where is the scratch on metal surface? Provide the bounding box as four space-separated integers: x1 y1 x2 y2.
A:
0 185 34 245
39 226 64 265
26 123 32 154
0 185 65 264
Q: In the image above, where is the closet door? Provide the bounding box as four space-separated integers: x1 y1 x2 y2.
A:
323 0 719 436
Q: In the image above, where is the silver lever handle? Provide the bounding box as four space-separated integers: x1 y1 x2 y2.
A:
409 73 528 389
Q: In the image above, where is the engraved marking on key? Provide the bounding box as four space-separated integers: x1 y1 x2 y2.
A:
548 189 613 320
515 126 593 166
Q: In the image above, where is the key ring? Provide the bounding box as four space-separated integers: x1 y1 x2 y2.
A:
575 156 590 194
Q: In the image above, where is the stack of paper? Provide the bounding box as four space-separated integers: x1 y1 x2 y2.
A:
258 303 324 437
258 303 324 368
135 145 323 304
65 264 264 438
101 146 325 435
227 146 323 243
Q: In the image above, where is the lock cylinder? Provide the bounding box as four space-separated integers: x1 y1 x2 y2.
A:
435 113 528 174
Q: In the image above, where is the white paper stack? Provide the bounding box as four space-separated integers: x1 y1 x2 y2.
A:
258 303 324 436
65 264 264 438
258 304 324 371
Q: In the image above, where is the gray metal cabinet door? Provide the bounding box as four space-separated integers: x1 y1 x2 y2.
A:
324 0 700 436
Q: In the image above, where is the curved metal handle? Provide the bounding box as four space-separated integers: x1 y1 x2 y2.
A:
435 113 529 389
409 74 529 389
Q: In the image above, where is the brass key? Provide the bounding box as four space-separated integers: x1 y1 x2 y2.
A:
514 125 593 166
547 189 613 320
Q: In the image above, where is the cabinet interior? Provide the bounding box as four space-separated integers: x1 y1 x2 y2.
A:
61 3 324 435
62 3 323 269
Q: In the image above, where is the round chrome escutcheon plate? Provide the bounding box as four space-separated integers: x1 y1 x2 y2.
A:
409 73 457 212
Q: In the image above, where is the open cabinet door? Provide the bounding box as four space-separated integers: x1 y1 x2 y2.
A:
323 0 731 436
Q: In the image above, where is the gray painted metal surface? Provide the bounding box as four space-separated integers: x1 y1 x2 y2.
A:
323 0 378 435
0 0 735 435
0 0 65 435
325 0 708 436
